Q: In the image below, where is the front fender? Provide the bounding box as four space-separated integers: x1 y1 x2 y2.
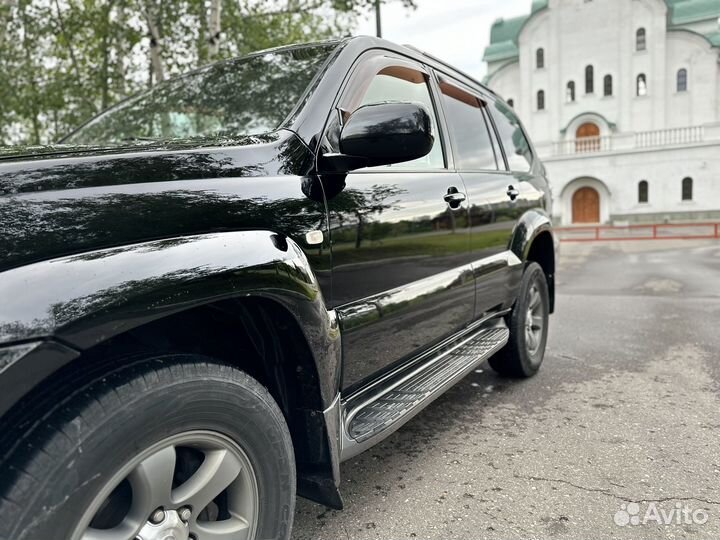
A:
0 230 341 412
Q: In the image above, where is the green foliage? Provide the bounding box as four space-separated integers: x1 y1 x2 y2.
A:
0 0 412 146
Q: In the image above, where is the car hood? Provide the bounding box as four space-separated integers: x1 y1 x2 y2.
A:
0 129 318 272
0 132 292 161
0 131 308 193
0 140 199 163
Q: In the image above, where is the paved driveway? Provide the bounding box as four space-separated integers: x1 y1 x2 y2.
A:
292 239 720 539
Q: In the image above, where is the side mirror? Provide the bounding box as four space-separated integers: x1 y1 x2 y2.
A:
321 102 434 173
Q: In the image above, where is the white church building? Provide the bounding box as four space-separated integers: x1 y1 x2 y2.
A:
483 0 720 225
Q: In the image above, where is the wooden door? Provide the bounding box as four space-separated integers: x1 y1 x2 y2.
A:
572 187 600 223
575 122 600 152
576 123 600 138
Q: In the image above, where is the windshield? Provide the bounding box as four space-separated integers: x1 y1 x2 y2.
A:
63 43 338 145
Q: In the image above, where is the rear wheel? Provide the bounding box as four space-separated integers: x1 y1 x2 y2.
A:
489 262 549 378
0 354 295 540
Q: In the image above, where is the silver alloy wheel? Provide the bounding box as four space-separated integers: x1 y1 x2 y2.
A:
525 282 544 357
71 431 259 540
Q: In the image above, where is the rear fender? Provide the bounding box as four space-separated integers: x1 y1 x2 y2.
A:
508 209 556 311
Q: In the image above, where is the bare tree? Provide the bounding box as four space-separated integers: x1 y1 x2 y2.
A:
145 1 165 84
114 2 127 99
332 184 405 249
207 0 222 60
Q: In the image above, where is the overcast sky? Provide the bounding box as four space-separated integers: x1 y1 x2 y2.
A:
354 0 530 79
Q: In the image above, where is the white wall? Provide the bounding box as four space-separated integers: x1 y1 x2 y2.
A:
489 62 522 116
485 0 720 225
488 0 719 143
666 31 719 127
545 142 720 225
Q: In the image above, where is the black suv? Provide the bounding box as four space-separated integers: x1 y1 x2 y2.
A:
0 37 554 540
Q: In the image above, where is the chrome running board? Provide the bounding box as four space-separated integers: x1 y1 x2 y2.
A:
340 323 509 461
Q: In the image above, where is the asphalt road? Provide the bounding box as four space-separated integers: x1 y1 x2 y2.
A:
292 239 720 540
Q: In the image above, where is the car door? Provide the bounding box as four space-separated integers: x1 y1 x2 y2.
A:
481 96 547 305
323 55 476 392
435 75 545 317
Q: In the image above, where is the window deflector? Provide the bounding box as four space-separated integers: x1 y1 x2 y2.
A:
339 57 430 115
333 56 446 171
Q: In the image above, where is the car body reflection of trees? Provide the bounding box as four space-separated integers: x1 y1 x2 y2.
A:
0 134 324 270
328 183 512 268
0 233 320 343
2 190 324 264
62 45 338 145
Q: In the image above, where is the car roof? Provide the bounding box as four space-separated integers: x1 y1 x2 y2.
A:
251 36 510 145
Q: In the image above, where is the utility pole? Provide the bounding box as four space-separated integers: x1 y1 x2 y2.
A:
375 0 382 38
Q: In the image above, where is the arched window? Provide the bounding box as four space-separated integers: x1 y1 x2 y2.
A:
566 81 576 103
638 180 649 203
507 98 514 107
585 65 594 94
636 28 646 51
677 68 688 92
537 90 545 111
637 74 647 96
603 74 613 96
682 177 693 201
536 48 545 69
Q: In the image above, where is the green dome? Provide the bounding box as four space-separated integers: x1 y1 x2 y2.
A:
489 15 529 45
531 0 548 14
706 30 720 47
670 0 720 24
483 40 520 63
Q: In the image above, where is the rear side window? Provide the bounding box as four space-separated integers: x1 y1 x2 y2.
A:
488 100 533 172
439 80 498 171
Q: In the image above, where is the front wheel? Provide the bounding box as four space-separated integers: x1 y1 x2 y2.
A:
489 262 550 378
0 354 296 540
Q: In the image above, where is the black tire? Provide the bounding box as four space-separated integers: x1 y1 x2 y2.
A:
0 354 295 540
489 262 549 378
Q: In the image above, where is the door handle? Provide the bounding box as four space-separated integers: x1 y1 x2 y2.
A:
444 187 466 209
506 185 520 201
